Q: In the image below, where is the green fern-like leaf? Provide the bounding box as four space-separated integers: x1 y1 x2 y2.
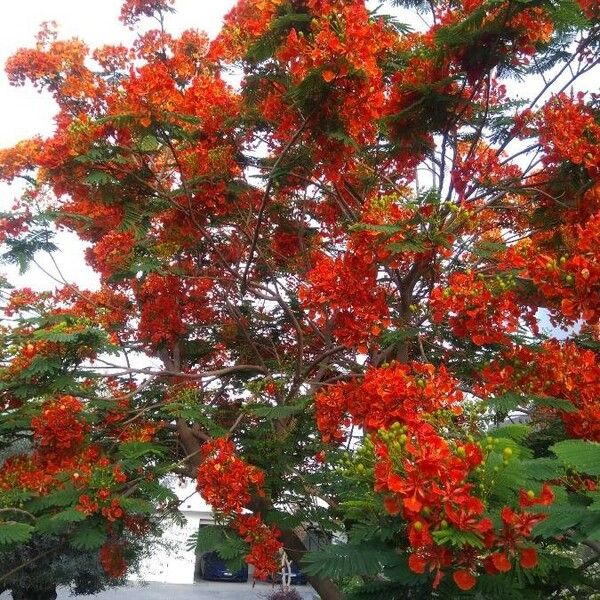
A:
346 580 414 600
489 424 531 443
27 487 79 513
302 543 398 578
0 521 34 546
520 458 564 481
117 441 166 461
70 523 108 550
246 398 310 420
533 506 591 538
35 507 86 535
550 440 600 475
215 535 248 561
187 525 226 554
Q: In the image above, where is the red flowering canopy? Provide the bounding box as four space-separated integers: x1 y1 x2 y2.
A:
1 0 600 598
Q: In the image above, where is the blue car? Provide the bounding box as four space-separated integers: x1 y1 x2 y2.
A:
199 551 249 582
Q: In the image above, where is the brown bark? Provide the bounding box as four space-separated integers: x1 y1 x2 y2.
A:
176 418 202 471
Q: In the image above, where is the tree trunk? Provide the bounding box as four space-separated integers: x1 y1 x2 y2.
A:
11 586 57 600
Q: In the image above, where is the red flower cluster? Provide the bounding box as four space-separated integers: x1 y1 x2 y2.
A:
209 0 284 61
300 250 389 349
123 514 152 537
577 0 600 19
4 288 41 315
507 8 554 56
518 213 600 325
538 93 600 178
373 422 552 589
120 0 174 26
76 492 124 522
430 271 524 346
31 396 88 454
196 438 265 514
135 274 213 349
277 2 393 145
4 25 91 101
76 494 99 516
87 231 136 281
316 362 462 442
0 138 42 182
480 341 600 441
196 438 282 579
0 443 117 499
99 542 128 578
234 514 282 579
451 142 522 200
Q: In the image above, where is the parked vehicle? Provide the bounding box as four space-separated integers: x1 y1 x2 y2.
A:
199 552 248 582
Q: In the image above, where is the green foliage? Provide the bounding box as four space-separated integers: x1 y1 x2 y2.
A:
432 527 486 548
346 579 424 600
187 525 249 574
547 0 590 31
84 170 119 186
35 508 87 535
519 458 564 481
487 392 577 415
118 441 166 461
302 543 400 578
187 524 227 554
533 505 592 538
246 396 311 420
0 521 34 546
550 440 600 475
246 13 311 63
69 523 107 550
1 229 57 274
135 134 160 152
489 424 531 443
119 498 155 515
26 488 80 513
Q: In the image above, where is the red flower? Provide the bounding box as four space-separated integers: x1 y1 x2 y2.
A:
196 438 265 516
519 484 555 508
120 0 174 26
408 552 427 574
453 569 477 591
196 438 281 579
76 494 99 516
408 520 433 548
490 552 512 573
31 396 87 454
520 547 538 569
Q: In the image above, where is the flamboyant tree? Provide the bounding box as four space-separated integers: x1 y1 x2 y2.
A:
1 0 600 598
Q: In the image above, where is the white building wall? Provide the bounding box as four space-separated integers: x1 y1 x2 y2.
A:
130 480 214 584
